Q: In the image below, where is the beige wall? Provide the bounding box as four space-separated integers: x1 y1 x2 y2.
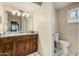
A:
57 3 79 52
0 3 9 32
25 17 33 32
55 9 59 33
33 3 54 56
0 3 6 32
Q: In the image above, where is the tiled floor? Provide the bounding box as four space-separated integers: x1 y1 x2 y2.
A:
26 49 78 56
54 49 78 56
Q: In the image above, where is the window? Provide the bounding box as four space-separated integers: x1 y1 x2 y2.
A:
67 8 79 23
77 10 79 18
69 11 77 19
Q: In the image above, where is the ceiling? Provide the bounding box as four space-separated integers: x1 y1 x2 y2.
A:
3 2 72 12
54 2 72 9
3 2 40 12
33 2 43 6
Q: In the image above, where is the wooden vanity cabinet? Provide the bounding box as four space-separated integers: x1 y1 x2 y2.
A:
0 40 3 56
0 34 38 56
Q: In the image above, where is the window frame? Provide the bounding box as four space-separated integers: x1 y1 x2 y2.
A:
67 8 79 23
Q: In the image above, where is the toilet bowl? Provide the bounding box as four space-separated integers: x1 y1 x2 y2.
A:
59 40 69 50
54 33 70 52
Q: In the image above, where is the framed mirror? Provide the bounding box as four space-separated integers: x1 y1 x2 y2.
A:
6 10 33 32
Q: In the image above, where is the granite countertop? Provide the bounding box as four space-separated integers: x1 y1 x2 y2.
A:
0 32 38 38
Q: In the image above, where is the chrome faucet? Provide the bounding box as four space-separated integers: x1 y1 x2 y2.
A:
3 32 5 35
0 33 1 36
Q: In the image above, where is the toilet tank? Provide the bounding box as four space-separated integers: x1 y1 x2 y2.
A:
54 33 60 49
54 33 59 42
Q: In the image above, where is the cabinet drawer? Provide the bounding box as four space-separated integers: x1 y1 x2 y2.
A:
3 37 13 43
32 35 38 39
15 35 32 41
15 36 27 41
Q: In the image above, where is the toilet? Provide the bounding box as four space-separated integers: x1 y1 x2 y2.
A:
54 33 70 53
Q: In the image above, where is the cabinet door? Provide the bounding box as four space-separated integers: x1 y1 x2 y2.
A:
3 38 14 56
32 38 38 51
30 38 37 52
31 35 38 51
4 42 14 56
0 40 3 56
25 35 33 52
25 39 30 52
15 40 26 55
29 35 38 52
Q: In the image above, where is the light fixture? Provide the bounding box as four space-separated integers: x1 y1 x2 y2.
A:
17 11 21 16
22 12 26 17
12 10 16 15
26 13 30 17
11 10 31 17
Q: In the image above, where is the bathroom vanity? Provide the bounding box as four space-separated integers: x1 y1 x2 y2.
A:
0 32 38 56
0 6 38 56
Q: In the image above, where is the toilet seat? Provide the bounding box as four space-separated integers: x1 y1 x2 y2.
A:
59 40 69 49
